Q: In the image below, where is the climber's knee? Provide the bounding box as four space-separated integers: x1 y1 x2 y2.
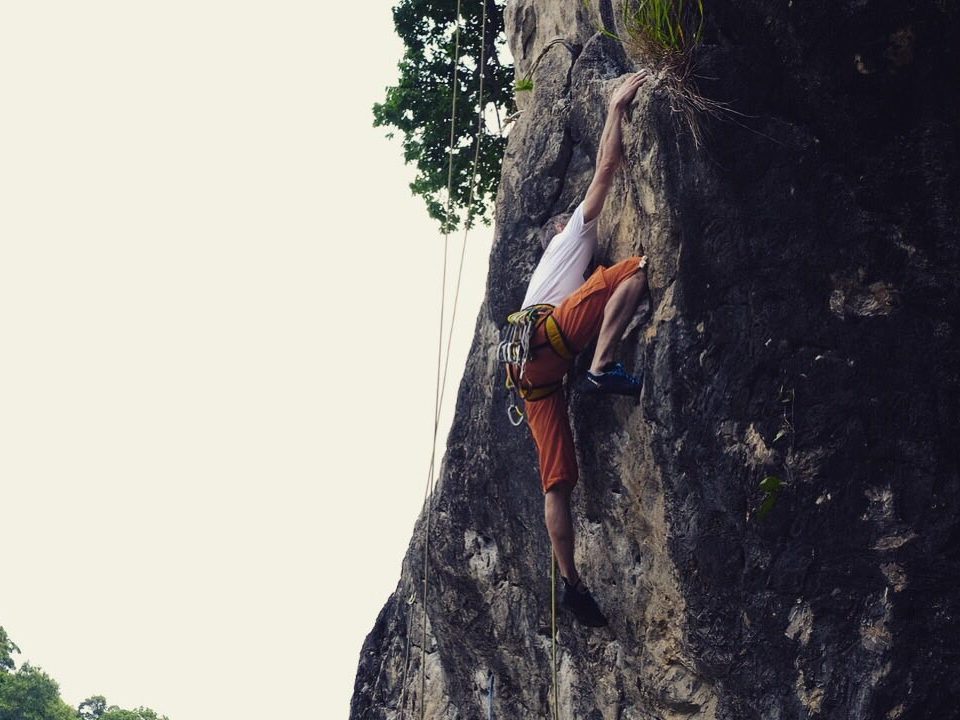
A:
544 483 574 536
544 479 574 500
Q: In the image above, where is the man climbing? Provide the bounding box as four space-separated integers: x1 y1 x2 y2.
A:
508 70 650 627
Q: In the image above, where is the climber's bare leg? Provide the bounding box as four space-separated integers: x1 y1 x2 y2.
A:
544 482 579 585
589 268 648 374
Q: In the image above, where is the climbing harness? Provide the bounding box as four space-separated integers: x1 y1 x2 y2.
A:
497 304 576 426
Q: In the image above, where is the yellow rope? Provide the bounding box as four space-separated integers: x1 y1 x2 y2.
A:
436 0 489 415
396 592 416 716
407 1 491 718
551 552 560 720
416 2 463 712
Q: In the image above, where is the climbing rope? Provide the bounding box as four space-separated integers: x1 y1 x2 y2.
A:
394 1 491 718
437 0 490 419
487 671 495 720
550 552 560 720
395 591 416 716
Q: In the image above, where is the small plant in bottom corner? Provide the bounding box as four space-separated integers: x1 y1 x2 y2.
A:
756 474 785 520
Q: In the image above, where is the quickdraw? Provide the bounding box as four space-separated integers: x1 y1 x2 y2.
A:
497 304 553 367
497 304 576 426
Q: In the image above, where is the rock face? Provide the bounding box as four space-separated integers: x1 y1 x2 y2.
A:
351 1 960 718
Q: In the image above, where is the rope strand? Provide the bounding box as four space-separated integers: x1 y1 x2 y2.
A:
417 0 463 708
551 552 560 720
436 0 489 420
405 0 491 717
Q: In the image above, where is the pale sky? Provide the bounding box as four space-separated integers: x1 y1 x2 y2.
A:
0 3 494 718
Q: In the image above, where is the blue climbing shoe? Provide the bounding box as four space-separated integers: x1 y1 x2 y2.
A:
561 577 608 627
581 362 643 396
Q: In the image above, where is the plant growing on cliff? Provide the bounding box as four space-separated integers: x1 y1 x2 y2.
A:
514 77 534 92
754 385 797 521
587 0 725 146
374 0 514 232
588 0 703 63
512 38 579 98
756 474 784 519
603 0 704 62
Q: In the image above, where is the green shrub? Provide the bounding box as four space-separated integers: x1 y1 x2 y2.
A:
514 77 534 92
588 0 704 64
622 0 704 61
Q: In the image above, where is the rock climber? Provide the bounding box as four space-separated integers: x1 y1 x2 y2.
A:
509 70 650 627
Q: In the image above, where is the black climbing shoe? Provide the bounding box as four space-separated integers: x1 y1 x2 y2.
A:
581 362 643 397
561 578 609 627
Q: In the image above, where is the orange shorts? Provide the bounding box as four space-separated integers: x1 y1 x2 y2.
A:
519 256 645 493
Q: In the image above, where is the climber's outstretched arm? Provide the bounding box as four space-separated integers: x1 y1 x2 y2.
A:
582 70 649 223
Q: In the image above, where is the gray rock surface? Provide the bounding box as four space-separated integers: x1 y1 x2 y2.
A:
351 1 960 718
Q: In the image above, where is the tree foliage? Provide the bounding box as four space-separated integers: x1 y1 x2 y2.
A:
80 696 168 720
0 630 19 674
100 708 167 720
0 628 168 720
374 0 514 231
78 696 109 720
0 664 76 720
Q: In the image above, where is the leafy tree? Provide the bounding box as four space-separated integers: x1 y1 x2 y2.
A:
79 696 109 719
81 697 168 720
0 630 19 674
100 708 168 720
374 0 514 231
0 663 76 720
0 630 168 720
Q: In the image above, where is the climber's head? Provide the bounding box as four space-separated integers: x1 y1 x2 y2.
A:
539 212 572 250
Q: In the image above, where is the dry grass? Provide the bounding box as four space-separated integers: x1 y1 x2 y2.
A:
656 56 734 148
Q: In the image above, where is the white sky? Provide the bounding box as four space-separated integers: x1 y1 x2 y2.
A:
0 3 494 718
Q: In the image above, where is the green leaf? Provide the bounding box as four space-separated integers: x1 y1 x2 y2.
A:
759 475 782 493
756 493 778 519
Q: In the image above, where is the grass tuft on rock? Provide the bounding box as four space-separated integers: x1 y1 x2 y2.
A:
621 0 704 63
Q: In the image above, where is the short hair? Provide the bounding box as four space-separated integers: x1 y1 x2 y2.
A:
539 212 572 249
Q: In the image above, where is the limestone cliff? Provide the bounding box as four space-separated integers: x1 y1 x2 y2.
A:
351 1 960 718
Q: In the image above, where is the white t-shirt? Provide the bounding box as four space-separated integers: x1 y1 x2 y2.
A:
521 203 598 308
